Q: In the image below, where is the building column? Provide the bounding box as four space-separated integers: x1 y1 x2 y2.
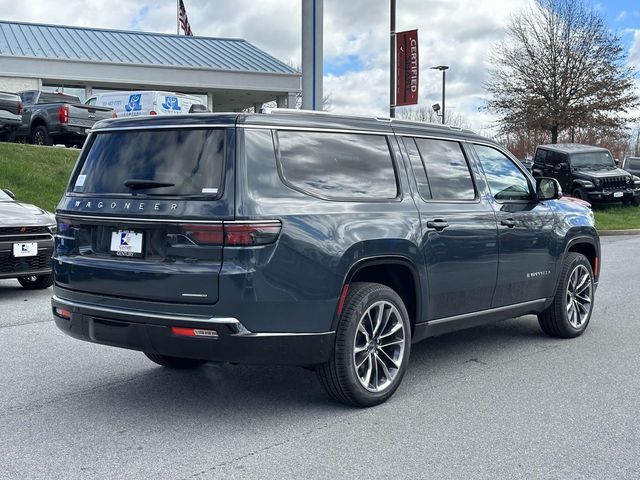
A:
207 92 214 111
301 0 323 110
276 95 287 108
253 102 263 113
287 93 297 108
85 85 93 100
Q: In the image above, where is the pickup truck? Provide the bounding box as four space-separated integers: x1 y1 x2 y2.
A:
15 90 113 147
0 91 22 142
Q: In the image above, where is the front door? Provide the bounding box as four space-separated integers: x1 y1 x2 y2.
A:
472 144 558 307
401 136 499 320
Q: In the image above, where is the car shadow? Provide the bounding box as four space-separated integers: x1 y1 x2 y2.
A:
0 280 51 301
74 314 562 423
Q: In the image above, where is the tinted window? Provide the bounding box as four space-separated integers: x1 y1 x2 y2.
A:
403 137 431 199
73 129 225 196
277 131 397 199
534 149 547 164
86 97 97 106
474 144 532 201
38 92 80 104
19 91 36 105
414 139 475 200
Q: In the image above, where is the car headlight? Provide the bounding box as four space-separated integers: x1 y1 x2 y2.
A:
593 178 602 187
626 176 633 185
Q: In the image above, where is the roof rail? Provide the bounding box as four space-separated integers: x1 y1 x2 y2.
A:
261 107 392 123
260 108 476 134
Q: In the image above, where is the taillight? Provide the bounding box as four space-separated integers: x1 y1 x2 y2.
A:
224 223 281 246
58 105 69 123
17 100 23 115
180 224 224 245
179 221 281 246
54 307 71 319
149 110 157 115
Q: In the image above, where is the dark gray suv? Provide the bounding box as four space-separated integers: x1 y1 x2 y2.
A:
51 110 600 407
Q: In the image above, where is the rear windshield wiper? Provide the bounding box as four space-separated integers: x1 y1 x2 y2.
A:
124 179 175 190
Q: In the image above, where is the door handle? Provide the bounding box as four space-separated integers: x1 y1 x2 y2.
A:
501 218 516 228
426 219 449 231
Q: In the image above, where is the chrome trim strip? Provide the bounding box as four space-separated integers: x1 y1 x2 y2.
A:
428 299 547 326
52 295 241 325
90 124 235 133
239 331 335 338
56 214 223 224
0 233 52 239
56 214 282 225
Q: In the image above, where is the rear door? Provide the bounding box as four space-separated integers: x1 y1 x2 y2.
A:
55 125 234 304
400 135 499 320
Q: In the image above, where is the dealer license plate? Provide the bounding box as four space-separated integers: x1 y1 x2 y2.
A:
110 230 143 257
614 192 623 198
13 242 38 257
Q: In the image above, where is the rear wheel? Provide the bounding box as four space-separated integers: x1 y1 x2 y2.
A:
316 282 411 407
31 125 52 146
144 352 206 369
17 274 53 290
538 252 594 338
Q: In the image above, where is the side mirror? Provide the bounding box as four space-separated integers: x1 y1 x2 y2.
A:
537 177 562 201
2 188 16 199
554 162 568 172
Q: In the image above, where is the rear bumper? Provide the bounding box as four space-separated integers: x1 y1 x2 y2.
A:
51 294 335 366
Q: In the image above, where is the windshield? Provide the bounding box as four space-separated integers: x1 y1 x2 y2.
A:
72 128 226 196
571 151 615 169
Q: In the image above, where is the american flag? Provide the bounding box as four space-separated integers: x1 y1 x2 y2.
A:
178 0 193 36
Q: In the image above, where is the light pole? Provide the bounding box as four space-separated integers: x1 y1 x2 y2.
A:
430 65 449 124
390 0 396 118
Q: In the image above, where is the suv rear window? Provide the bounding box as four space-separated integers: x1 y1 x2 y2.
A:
72 128 225 196
276 130 397 200
627 158 640 169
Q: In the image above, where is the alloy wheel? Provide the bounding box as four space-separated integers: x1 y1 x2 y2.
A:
566 264 593 328
353 300 406 393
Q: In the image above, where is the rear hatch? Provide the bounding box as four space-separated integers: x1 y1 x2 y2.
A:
55 124 233 304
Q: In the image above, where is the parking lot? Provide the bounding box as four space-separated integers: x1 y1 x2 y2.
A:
0 235 638 480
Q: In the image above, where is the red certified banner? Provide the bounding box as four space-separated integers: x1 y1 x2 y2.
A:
396 29 419 106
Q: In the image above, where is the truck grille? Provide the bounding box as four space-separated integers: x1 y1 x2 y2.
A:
0 250 53 274
0 226 48 236
601 176 627 190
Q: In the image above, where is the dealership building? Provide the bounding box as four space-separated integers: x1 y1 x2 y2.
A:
0 20 300 111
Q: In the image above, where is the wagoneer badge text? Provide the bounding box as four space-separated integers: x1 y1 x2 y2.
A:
73 200 179 211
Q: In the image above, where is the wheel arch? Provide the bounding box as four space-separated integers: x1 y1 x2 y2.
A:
335 256 422 336
563 236 600 281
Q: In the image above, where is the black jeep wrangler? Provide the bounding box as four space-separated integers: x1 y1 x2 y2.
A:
532 143 640 205
52 111 601 407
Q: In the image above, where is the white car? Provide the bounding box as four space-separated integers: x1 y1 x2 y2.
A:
85 91 204 117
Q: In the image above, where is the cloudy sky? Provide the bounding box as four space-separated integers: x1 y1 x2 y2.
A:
0 0 638 130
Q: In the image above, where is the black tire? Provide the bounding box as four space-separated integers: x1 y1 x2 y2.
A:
17 274 53 290
144 352 206 369
316 282 411 407
572 188 585 201
538 252 594 338
31 125 52 146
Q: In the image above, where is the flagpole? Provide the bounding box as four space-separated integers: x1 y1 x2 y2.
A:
177 0 180 35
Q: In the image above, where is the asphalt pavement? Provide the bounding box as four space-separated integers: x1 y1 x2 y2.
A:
1 235 639 480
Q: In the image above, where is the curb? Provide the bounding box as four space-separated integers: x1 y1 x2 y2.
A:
598 229 640 236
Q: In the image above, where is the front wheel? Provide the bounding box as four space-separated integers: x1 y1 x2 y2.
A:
572 188 586 201
144 352 206 369
17 274 53 290
538 252 594 338
316 282 411 407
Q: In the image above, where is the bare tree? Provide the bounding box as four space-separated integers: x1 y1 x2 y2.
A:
397 105 471 129
486 0 638 143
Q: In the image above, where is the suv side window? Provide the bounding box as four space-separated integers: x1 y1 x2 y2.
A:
276 130 398 200
474 144 532 201
534 148 547 165
414 138 475 201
